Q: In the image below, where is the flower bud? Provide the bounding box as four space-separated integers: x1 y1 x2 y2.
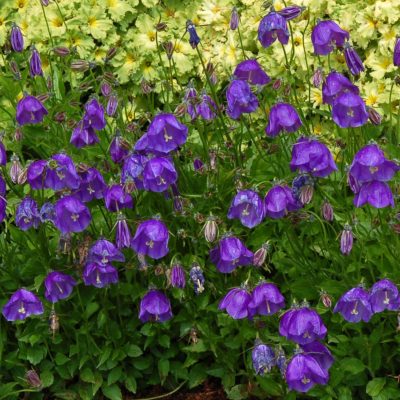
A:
10 24 24 52
230 7 239 30
41 0 50 5
71 60 90 72
17 167 27 185
106 93 118 117
25 370 42 388
321 200 334 221
277 5 305 21
163 41 174 59
9 60 21 80
204 216 218 242
100 81 112 97
299 184 314 205
209 150 217 171
141 79 153 94
312 67 324 88
53 46 70 57
319 290 332 308
10 154 22 183
170 264 186 288
155 22 168 32
105 47 117 61
340 224 353 255
37 93 50 103
344 42 364 76
174 103 187 117
193 158 205 173
367 107 382 125
14 127 23 141
253 243 270 267
272 78 282 90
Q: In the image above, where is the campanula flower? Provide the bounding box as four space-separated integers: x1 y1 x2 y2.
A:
29 47 43 77
252 342 276 375
353 181 394 208
311 20 349 55
322 71 359 105
248 282 285 316
16 95 48 126
265 102 302 137
142 156 178 193
264 185 301 219
258 11 289 48
10 24 24 52
331 92 368 128
44 271 76 303
333 286 372 322
83 98 106 130
54 195 91 234
369 279 400 313
83 263 119 288
15 197 41 231
2 289 44 321
88 239 125 265
104 184 133 212
227 190 265 228
139 289 173 322
233 59 271 86
218 287 252 319
344 42 365 76
226 80 259 119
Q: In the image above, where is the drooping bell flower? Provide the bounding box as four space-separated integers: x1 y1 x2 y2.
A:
15 197 41 231
134 113 188 154
285 352 329 393
131 219 169 259
369 279 400 313
104 184 133 212
0 195 6 223
279 306 327 344
2 288 44 321
106 94 118 117
170 264 186 288
45 153 81 191
333 286 372 322
227 190 265 229
349 144 399 184
277 5 305 21
70 119 99 148
394 36 400 67
354 181 394 208
252 341 276 375
311 20 349 55
343 42 364 76
258 11 289 48
83 98 106 130
264 184 301 219
276 347 287 377
290 137 337 178
186 20 200 49
340 225 353 255
230 7 239 30
16 95 48 126
139 289 173 322
54 195 91 234
39 202 56 223
115 213 132 249
29 47 43 77
301 342 334 371
226 79 259 119
142 156 178 193
110 131 129 163
27 160 47 190
233 59 271 86
265 102 302 137
0 140 6 166
210 236 254 273
331 92 368 128
75 167 106 202
218 287 252 319
183 87 198 120
44 271 77 303
83 262 119 288
249 282 285 316
196 93 217 120
122 153 148 189
10 24 24 52
88 238 124 266
322 71 359 105
190 263 205 294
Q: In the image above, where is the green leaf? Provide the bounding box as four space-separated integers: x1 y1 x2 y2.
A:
40 370 54 388
125 376 137 394
226 385 247 400
158 334 170 348
102 384 122 400
108 367 122 385
80 368 96 384
340 357 365 374
366 378 386 397
158 359 170 382
55 353 70 366
97 346 112 368
189 364 207 389
126 344 143 357
26 346 46 365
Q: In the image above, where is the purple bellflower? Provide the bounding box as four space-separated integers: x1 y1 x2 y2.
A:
252 342 276 375
104 184 133 212
369 279 400 313
264 184 301 219
83 98 106 130
16 95 48 126
139 289 173 322
344 42 364 76
115 213 132 249
332 92 368 128
227 190 265 228
2 288 44 321
54 195 91 234
27 160 47 190
70 120 99 148
110 132 129 163
233 59 271 86
44 271 76 302
218 287 252 319
301 342 334 371
142 156 178 193
248 282 285 316
10 24 24 52
29 47 43 77
265 102 302 137
15 197 41 231
333 286 373 322
45 153 81 191
354 181 394 208
258 11 289 48
131 219 169 259
75 167 106 202
83 262 119 288
210 236 254 273
170 264 186 288
88 238 125 265
322 71 360 105
226 80 259 119
311 20 349 55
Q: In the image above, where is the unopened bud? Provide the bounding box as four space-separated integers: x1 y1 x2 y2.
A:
319 290 332 308
163 41 174 59
101 81 112 97
340 224 353 255
284 84 291 96
299 185 314 205
155 22 168 32
367 107 382 125
54 111 66 123
17 167 27 185
209 150 217 171
71 59 90 72
230 7 239 30
312 67 324 88
10 154 22 183
9 60 21 80
106 93 118 117
272 78 282 90
53 46 70 57
37 93 50 103
14 127 23 141
253 243 270 267
321 200 334 221
204 216 218 242
105 47 117 61
141 79 153 94
174 103 187 117
25 370 42 388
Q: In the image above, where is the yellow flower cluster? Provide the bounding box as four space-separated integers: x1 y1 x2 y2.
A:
1 0 399 118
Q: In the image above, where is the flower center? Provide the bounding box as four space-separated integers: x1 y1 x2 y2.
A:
266 300 270 313
24 217 31 224
232 258 239 265
87 186 95 194
71 213 79 222
158 177 166 185
301 376 310 384
163 128 173 142
31 112 36 121
242 205 250 216
351 301 359 315
56 283 64 294
56 171 65 180
18 303 26 314
146 240 154 248
369 166 379 174
303 331 311 338
384 290 390 305
96 271 101 284
347 109 354 117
